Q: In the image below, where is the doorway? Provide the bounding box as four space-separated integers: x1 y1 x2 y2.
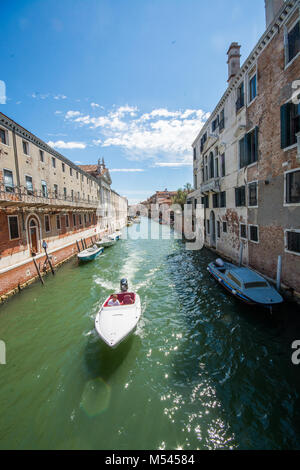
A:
210 211 216 248
28 217 40 255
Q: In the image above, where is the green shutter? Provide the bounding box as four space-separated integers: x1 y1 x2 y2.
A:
281 103 291 149
254 126 259 162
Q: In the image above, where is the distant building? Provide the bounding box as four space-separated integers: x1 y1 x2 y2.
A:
188 0 300 296
0 112 127 299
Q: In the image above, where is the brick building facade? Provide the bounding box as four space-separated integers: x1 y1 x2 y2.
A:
0 112 128 299
188 0 300 296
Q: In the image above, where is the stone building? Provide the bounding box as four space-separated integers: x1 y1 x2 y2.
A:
0 112 128 299
188 0 300 296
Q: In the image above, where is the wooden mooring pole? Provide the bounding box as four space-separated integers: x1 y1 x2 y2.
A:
33 257 44 285
42 241 55 276
76 240 81 253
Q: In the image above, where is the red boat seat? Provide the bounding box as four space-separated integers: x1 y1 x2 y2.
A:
123 294 134 305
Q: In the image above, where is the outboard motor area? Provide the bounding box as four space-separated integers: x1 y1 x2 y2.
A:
215 258 224 268
120 278 128 292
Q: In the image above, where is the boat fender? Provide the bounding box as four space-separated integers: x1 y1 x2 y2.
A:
232 290 237 295
218 278 222 283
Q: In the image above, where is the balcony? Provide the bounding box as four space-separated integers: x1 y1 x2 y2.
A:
200 178 220 194
0 184 99 210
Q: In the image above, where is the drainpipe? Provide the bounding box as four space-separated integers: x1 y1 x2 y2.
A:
276 255 282 292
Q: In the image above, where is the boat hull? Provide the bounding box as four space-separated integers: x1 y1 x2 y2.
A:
207 262 283 308
77 247 104 262
95 293 141 348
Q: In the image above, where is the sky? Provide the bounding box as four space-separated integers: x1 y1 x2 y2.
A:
0 0 266 204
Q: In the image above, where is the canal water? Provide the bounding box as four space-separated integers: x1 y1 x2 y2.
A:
0 218 300 450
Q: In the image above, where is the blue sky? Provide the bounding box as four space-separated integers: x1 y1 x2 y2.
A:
0 0 265 204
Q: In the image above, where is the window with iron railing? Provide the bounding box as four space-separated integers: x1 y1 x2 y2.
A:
41 180 48 197
25 175 34 195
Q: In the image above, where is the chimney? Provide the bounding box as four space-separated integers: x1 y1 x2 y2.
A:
227 42 241 84
265 0 285 28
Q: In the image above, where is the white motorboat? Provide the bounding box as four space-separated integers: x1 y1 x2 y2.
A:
108 232 121 241
133 217 141 224
77 245 104 262
96 238 117 248
95 279 141 348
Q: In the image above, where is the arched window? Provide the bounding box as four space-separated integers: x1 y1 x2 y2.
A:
209 152 214 179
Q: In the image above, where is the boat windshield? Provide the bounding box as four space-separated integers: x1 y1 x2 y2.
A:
244 281 268 289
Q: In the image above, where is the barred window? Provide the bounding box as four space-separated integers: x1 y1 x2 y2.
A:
248 182 258 206
249 225 259 242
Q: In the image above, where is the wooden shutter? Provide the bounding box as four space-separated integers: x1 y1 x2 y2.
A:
254 126 259 162
281 103 291 149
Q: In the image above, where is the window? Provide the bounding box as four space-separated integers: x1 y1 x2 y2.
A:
66 214 69 228
215 158 219 178
71 189 74 201
200 133 207 152
286 170 300 204
45 215 50 233
52 157 56 168
79 214 82 225
25 175 33 195
248 182 258 206
3 169 14 193
281 102 300 149
76 172 79 179
56 215 61 230
209 153 214 179
212 117 219 132
40 150 44 162
236 81 245 112
249 74 257 102
193 148 196 161
220 154 226 177
63 187 67 200
240 224 247 239
239 127 259 168
223 221 227 233
70 167 73 176
201 195 209 209
227 272 242 288
219 109 225 132
41 180 48 197
286 230 300 254
286 20 300 64
235 186 246 207
54 184 58 198
8 215 19 240
22 140 29 155
245 281 268 289
84 214 87 225
82 175 84 183
213 193 219 208
73 214 76 226
220 191 226 208
249 225 259 243
206 220 210 235
62 163 65 172
0 128 7 145
217 221 221 238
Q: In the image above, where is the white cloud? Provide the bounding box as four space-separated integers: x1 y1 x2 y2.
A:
154 162 192 167
54 94 67 100
110 169 145 172
61 105 210 165
91 102 100 108
47 140 87 149
0 80 6 104
65 110 81 119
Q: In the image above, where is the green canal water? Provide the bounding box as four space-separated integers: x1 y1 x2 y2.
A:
0 218 300 450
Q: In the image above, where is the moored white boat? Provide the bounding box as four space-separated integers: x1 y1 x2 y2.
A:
95 279 141 348
96 238 117 248
77 245 104 262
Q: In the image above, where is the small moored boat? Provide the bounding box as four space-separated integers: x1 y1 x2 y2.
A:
96 238 117 248
95 279 141 348
77 245 104 262
133 217 141 224
208 258 283 308
109 232 121 241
